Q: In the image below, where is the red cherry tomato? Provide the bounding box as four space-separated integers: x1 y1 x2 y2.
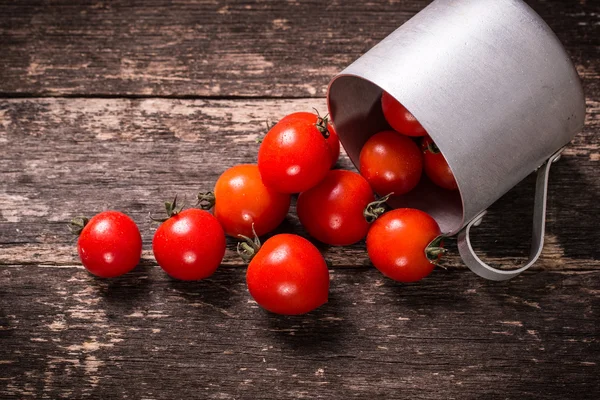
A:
201 164 291 238
245 234 330 315
76 211 142 278
381 91 427 137
421 136 458 191
359 130 423 196
277 112 340 168
367 208 443 282
297 170 375 246
326 123 341 168
258 112 332 193
153 208 226 281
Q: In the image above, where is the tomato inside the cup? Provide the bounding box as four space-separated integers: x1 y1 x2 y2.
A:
381 91 427 137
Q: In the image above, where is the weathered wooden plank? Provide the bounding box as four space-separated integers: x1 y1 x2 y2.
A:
0 266 598 399
0 1 598 398
0 0 598 97
1 98 599 270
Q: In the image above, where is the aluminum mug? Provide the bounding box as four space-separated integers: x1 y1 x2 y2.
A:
327 0 586 280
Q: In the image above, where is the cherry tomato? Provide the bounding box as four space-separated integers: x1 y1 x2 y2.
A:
421 136 458 191
366 208 443 282
277 111 340 168
381 91 427 137
76 211 142 278
153 208 226 281
359 130 423 196
258 112 332 193
297 170 375 246
326 122 341 168
244 234 330 315
200 164 291 238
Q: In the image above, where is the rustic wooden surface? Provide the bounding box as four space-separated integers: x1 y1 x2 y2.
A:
0 0 599 399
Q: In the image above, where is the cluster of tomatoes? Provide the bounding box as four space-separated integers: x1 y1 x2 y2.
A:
73 91 456 315
362 91 458 194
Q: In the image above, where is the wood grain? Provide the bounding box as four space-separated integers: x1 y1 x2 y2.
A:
1 266 599 399
1 0 599 398
0 0 598 97
0 98 598 270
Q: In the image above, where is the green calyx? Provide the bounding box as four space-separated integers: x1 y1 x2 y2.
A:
196 191 216 211
425 235 447 265
150 195 184 222
69 216 89 235
313 108 331 139
237 225 261 263
363 193 393 223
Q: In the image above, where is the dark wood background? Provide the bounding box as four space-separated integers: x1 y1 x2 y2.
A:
1 0 598 398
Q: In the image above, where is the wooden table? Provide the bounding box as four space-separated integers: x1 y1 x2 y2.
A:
1 1 598 398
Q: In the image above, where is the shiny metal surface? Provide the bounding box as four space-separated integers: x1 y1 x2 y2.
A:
327 0 586 238
457 148 562 280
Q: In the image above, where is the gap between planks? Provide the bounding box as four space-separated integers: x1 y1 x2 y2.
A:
0 94 324 100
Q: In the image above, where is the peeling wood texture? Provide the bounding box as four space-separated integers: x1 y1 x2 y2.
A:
0 98 598 270
0 0 598 97
1 0 599 399
1 267 599 399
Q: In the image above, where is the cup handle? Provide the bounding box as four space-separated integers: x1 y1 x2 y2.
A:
457 148 564 281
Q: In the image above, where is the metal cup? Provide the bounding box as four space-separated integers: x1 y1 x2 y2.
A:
327 0 585 280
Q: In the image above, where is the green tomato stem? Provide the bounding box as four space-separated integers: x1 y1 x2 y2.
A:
363 193 393 223
68 216 89 235
196 191 216 211
312 108 330 139
150 195 184 222
425 234 447 266
236 224 261 264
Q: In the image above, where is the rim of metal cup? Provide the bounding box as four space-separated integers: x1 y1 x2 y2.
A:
327 75 466 234
326 0 585 236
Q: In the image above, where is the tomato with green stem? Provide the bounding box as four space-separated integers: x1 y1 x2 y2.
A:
258 111 333 193
197 164 290 238
326 122 341 168
367 208 444 282
276 111 340 168
152 196 226 281
421 136 458 191
359 130 423 196
72 211 142 278
381 90 427 137
297 169 390 246
240 232 330 315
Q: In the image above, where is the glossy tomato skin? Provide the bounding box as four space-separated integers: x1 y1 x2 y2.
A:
246 234 330 315
153 209 225 281
359 130 423 196
278 112 340 168
297 170 375 246
326 123 341 168
367 208 441 282
381 91 427 137
258 112 331 193
77 211 142 278
214 164 290 237
421 136 458 191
